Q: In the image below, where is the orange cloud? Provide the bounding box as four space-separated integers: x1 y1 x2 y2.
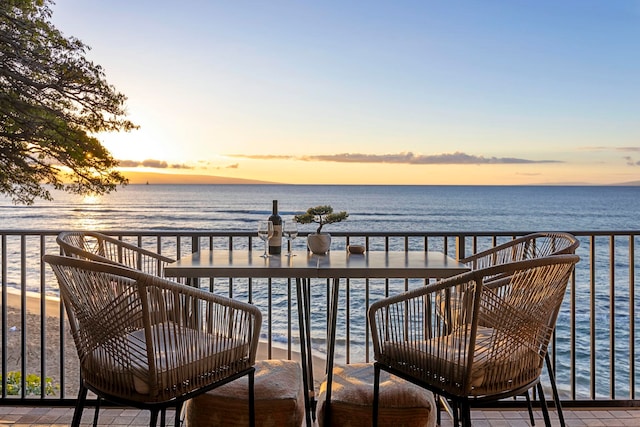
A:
118 159 193 169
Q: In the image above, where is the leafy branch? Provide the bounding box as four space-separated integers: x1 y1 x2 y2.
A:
293 205 349 234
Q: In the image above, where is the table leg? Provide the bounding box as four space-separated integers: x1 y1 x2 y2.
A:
296 278 313 427
323 277 340 426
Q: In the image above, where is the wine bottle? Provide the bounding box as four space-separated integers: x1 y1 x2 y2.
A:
268 200 282 255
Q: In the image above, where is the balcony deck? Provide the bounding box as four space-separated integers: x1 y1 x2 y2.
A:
2 229 640 425
1 405 640 426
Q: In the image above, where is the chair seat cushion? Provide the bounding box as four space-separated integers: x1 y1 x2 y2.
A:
380 326 541 396
89 322 249 396
317 363 436 427
185 359 305 427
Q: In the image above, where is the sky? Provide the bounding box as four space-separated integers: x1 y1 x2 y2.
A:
51 0 640 185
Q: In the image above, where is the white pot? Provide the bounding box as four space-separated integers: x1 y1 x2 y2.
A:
307 233 331 254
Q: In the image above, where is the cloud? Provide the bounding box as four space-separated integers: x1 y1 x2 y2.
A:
118 159 193 169
230 151 560 165
169 163 194 170
581 148 640 167
142 159 168 168
117 159 143 167
623 156 640 166
118 159 167 168
226 163 239 169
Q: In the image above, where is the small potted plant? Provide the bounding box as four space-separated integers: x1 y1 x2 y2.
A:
294 205 349 254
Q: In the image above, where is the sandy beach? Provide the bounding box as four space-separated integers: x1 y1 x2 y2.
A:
1 289 79 396
1 289 325 398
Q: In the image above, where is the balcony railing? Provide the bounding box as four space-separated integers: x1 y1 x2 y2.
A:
0 229 638 408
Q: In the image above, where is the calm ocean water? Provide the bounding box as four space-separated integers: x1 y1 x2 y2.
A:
2 184 640 231
2 184 640 398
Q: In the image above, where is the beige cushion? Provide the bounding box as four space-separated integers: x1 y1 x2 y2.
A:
185 359 305 427
91 322 248 395
317 363 436 427
381 326 541 395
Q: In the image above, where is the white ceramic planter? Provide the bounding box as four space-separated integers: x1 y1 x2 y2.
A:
307 233 331 254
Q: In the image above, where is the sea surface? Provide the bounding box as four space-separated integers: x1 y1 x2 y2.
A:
2 184 639 232
2 184 640 399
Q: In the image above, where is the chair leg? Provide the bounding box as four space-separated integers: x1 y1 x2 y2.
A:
460 401 472 427
536 382 552 427
174 401 183 427
92 396 101 427
546 352 566 427
72 384 88 427
372 364 381 427
160 408 166 426
524 390 535 425
249 369 256 427
452 401 460 427
149 409 159 427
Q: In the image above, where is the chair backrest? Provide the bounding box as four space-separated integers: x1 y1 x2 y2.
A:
57 231 175 277
460 232 579 270
369 254 579 398
43 254 261 402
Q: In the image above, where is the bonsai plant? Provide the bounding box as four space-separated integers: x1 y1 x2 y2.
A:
294 205 348 254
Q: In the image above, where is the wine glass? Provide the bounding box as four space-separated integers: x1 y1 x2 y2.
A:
283 221 298 257
257 220 274 258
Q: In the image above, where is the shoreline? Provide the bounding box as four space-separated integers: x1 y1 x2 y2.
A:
4 287 62 316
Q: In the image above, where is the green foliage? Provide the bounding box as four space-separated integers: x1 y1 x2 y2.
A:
1 371 59 396
293 205 349 234
0 0 136 204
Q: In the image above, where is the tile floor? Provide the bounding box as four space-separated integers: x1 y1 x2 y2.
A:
1 405 640 426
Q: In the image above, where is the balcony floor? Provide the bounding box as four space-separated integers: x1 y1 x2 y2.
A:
1 406 640 426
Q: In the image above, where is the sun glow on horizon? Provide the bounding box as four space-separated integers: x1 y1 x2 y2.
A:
82 194 101 204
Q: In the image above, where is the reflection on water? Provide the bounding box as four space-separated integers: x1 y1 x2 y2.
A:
81 194 100 205
74 194 103 230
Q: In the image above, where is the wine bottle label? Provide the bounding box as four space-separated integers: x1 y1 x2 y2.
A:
269 224 282 254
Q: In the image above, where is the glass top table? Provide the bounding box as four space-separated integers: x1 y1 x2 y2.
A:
165 249 467 279
165 249 469 426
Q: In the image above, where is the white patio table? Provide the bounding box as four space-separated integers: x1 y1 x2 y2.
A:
165 249 469 427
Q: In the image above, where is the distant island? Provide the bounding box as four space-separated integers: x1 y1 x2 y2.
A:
123 171 279 185
121 171 640 186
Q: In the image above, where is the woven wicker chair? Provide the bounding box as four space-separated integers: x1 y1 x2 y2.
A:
460 232 579 269
459 231 579 426
369 254 579 427
56 231 175 277
44 254 262 427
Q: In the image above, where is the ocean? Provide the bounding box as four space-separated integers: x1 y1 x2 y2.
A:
2 184 640 399
2 184 640 232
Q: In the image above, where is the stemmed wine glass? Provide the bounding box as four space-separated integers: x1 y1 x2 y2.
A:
283 221 298 257
257 220 274 258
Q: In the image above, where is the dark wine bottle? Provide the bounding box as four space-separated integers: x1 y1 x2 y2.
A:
268 200 282 255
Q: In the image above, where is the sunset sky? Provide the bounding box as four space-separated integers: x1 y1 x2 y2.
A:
52 1 640 185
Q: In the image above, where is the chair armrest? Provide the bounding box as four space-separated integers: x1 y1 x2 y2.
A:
459 232 579 269
135 275 262 397
57 231 175 276
143 273 263 365
368 273 478 362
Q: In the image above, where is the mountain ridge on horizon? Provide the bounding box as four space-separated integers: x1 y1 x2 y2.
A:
123 171 280 185
123 171 640 186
